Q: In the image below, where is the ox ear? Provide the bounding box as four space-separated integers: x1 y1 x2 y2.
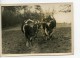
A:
24 20 27 23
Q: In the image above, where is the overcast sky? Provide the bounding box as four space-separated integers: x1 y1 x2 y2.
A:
38 3 72 23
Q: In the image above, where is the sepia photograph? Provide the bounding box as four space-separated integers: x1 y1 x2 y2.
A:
1 3 73 56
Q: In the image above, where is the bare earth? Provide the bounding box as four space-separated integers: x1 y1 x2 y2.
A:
2 24 71 54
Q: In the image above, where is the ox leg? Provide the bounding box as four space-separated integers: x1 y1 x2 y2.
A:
25 36 32 47
49 29 54 40
26 41 29 47
25 36 29 47
44 29 49 40
30 37 33 46
26 38 29 47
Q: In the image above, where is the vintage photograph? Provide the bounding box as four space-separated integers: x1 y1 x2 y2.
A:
1 3 73 55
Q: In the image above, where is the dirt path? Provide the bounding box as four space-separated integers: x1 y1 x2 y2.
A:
3 25 21 31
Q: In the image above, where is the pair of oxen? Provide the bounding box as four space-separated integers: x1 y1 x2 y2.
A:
21 16 56 47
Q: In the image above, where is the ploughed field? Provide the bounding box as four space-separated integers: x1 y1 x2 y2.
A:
2 24 71 54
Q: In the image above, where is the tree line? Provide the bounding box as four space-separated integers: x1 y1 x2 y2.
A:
1 5 44 28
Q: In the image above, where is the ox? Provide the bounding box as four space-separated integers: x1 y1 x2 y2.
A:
42 15 56 40
21 19 40 47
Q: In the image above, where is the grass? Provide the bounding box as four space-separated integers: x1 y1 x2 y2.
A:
2 25 71 54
